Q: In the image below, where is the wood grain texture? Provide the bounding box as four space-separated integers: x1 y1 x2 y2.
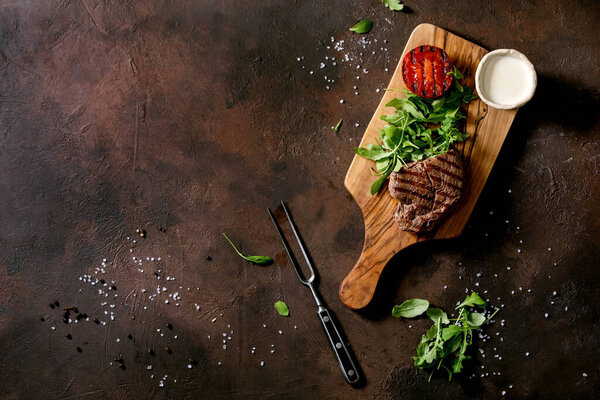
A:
339 23 518 310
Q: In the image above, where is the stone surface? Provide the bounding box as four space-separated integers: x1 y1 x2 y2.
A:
0 1 598 399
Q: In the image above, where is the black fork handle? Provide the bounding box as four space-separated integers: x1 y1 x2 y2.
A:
318 308 361 385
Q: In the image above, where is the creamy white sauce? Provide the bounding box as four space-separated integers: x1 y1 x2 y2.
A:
480 54 532 106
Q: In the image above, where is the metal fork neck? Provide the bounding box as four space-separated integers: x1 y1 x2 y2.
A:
305 283 324 310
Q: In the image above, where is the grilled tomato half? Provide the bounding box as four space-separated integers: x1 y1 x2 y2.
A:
402 45 454 98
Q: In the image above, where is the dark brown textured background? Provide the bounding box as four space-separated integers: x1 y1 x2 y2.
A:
0 1 598 399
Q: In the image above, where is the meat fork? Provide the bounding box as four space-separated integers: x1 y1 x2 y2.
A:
267 201 361 385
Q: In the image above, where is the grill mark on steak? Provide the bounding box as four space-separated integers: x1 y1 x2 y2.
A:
425 164 463 181
401 170 429 179
393 187 435 201
435 155 463 170
429 175 463 191
393 178 432 192
389 149 465 233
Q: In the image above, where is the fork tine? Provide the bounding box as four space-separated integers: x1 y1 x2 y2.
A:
267 207 309 285
280 201 316 279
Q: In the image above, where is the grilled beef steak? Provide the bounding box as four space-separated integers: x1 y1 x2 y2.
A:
389 149 465 233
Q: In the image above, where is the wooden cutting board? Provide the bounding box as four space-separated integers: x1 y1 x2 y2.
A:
339 23 518 310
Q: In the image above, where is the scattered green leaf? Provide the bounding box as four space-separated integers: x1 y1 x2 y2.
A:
392 299 429 318
349 19 372 34
333 119 343 132
456 292 486 309
426 307 450 324
441 325 463 340
394 291 499 381
274 301 290 316
466 312 486 328
222 233 273 266
381 0 404 11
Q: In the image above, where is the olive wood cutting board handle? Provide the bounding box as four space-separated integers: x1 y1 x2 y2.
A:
339 23 518 310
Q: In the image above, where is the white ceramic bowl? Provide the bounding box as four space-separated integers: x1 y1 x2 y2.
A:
475 49 537 110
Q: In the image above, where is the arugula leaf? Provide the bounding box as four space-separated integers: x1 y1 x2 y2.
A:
274 301 289 316
392 299 429 318
465 312 486 327
381 0 404 11
431 97 445 112
353 146 389 161
456 292 486 309
382 125 403 148
333 119 342 132
376 158 390 171
380 113 404 124
441 325 463 340
455 80 464 92
349 19 372 34
421 346 437 364
422 324 438 342
461 87 479 103
426 307 450 324
370 173 390 195
244 255 274 265
446 65 464 79
416 341 428 357
444 334 462 355
452 353 470 373
222 233 273 266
